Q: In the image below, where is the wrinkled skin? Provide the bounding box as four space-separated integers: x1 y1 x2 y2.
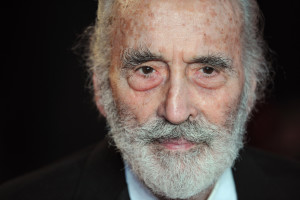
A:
108 0 244 128
99 0 246 199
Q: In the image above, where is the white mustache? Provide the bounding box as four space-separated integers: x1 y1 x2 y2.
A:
126 119 225 145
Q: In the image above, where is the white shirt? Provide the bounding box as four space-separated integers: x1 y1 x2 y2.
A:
125 164 237 200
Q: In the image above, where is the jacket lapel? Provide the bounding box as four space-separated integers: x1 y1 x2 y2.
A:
232 148 285 200
73 137 130 200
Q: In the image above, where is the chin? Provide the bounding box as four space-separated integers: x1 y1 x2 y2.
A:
112 129 242 199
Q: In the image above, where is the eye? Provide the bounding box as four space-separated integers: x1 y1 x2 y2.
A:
137 66 155 76
191 65 226 89
201 66 215 75
127 63 164 91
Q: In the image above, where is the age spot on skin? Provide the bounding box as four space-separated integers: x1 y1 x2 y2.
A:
109 0 245 126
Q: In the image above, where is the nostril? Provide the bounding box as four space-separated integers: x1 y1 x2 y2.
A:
188 114 195 122
164 105 197 125
188 107 198 121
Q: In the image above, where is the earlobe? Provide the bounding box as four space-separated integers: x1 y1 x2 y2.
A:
93 74 107 117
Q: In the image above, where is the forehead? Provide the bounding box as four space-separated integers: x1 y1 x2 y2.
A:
114 0 242 60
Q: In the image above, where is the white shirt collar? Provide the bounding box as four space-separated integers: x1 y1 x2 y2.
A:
125 163 158 200
125 164 237 200
207 168 237 200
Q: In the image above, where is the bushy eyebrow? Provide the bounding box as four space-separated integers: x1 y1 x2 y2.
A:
191 54 233 70
121 47 234 72
121 47 163 69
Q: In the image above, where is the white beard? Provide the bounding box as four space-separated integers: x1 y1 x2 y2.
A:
109 115 245 199
95 67 249 199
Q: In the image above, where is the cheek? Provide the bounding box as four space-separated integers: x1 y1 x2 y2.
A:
121 92 162 123
192 80 243 126
110 75 162 123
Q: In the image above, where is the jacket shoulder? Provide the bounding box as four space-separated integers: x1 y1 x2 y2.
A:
233 147 300 200
0 145 95 200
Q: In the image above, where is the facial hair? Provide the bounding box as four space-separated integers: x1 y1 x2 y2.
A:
95 67 249 199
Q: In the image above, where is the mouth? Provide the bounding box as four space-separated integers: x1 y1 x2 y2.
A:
158 138 196 151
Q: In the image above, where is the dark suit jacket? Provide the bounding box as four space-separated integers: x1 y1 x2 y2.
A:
0 137 299 200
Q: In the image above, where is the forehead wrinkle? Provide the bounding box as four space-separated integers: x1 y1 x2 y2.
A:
112 0 243 67
115 0 243 26
115 0 241 34
165 3 237 39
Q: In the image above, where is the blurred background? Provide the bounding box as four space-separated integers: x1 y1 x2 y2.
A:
1 0 300 184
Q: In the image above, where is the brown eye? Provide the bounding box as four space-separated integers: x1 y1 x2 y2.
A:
202 66 215 74
128 64 163 91
139 66 154 75
192 64 225 89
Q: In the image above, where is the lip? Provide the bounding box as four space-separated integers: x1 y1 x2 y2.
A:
159 138 195 151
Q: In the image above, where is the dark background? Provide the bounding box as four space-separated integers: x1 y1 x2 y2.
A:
1 0 300 184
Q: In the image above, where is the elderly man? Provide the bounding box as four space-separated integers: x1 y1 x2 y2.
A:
0 0 299 199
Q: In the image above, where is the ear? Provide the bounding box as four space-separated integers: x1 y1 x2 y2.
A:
93 74 107 117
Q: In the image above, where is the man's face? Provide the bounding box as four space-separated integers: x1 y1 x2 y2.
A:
99 0 248 199
110 0 244 140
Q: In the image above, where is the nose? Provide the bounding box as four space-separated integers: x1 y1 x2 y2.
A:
158 77 198 124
